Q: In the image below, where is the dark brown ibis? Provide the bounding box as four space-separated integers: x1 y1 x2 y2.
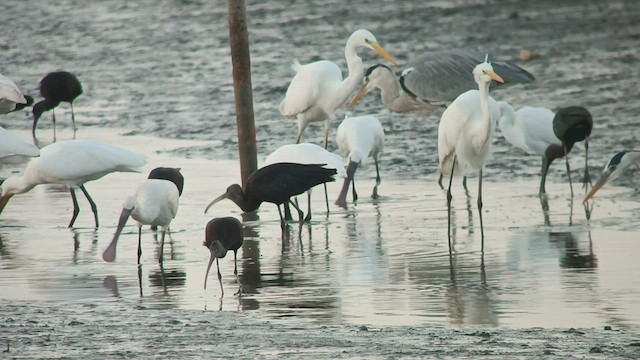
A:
550 106 593 197
32 71 83 138
204 162 337 228
203 217 244 297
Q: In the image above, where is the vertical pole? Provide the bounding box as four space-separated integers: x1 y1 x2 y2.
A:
227 0 257 187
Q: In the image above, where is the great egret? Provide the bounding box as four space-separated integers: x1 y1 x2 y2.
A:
264 143 346 221
349 51 534 114
438 59 504 249
0 73 33 114
0 139 147 228
279 29 396 149
0 126 40 163
32 71 83 138
204 162 337 229
203 217 244 297
335 115 385 208
552 106 593 197
583 150 639 202
102 179 180 264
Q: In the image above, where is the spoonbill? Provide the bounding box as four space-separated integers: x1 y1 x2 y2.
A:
32 71 83 138
438 58 504 249
0 73 33 114
102 178 180 264
203 217 244 297
583 150 639 202
205 162 337 229
264 143 346 220
335 115 385 209
279 29 396 149
0 140 147 228
0 126 40 163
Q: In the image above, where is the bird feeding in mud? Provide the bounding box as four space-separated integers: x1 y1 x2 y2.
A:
349 51 534 115
204 162 337 229
102 178 180 264
335 115 385 209
583 150 640 203
203 217 244 297
552 106 593 197
0 126 40 163
438 57 504 250
264 143 346 221
0 73 33 114
32 71 83 138
0 140 147 228
279 29 396 149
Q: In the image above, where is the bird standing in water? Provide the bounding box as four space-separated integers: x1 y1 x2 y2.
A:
203 217 244 297
552 106 593 197
32 71 83 138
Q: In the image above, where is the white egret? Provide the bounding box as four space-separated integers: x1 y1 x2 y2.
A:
279 29 396 149
102 179 180 264
32 71 83 138
349 51 534 115
264 143 346 221
438 58 504 249
583 150 639 202
0 126 40 163
0 139 147 228
335 115 385 208
203 217 244 297
0 73 32 114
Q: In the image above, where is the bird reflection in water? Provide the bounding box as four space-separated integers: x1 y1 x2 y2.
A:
549 231 597 269
136 263 186 299
71 229 98 265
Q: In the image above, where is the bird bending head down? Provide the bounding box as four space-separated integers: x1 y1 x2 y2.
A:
583 150 640 203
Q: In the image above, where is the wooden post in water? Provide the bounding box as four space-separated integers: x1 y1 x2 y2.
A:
227 0 257 187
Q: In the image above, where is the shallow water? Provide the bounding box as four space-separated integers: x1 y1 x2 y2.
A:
1 0 640 356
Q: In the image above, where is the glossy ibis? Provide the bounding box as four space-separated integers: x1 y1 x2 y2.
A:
203 217 244 297
204 162 337 228
553 106 593 197
32 71 83 138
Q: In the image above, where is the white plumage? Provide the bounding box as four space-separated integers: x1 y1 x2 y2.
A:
0 126 40 163
279 29 396 148
0 139 147 227
102 179 180 264
0 73 29 114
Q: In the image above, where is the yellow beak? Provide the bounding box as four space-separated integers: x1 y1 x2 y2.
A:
370 42 397 65
487 71 504 83
582 174 610 203
349 82 370 108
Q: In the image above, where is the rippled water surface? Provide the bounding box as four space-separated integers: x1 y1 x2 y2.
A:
1 0 640 336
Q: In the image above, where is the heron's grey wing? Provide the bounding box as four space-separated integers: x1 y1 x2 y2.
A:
401 51 534 105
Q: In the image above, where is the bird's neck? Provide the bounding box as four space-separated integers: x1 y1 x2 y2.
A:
478 82 495 140
231 190 260 213
336 47 364 109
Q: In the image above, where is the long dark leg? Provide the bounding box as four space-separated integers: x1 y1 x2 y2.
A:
137 227 143 265
462 176 469 192
216 258 224 298
52 108 57 141
233 251 242 296
372 158 381 199
539 156 550 195
323 183 329 215
283 199 293 221
277 204 286 230
304 191 312 222
70 102 77 132
477 170 485 251
438 172 444 189
564 145 574 198
158 229 166 263
289 199 304 224
68 188 80 228
583 137 591 191
447 158 456 253
79 185 99 228
352 179 358 203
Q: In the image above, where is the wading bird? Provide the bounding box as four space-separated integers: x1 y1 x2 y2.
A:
0 73 33 114
264 143 346 221
102 178 180 264
438 59 504 249
279 29 396 149
349 51 534 115
335 115 385 208
32 71 83 138
204 163 337 229
553 106 593 197
203 217 244 297
0 126 40 163
148 167 184 196
583 150 640 202
0 140 146 228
